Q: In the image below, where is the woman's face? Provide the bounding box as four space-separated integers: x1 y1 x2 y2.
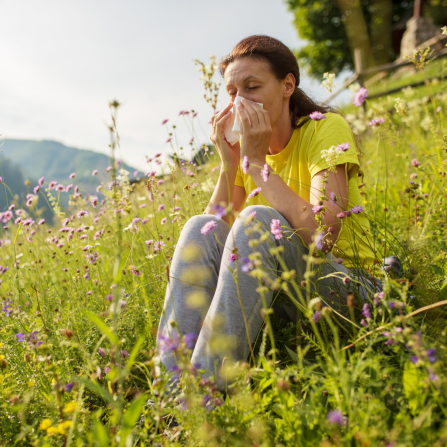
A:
224 57 295 128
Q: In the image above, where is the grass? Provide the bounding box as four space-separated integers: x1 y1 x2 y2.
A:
1 56 447 446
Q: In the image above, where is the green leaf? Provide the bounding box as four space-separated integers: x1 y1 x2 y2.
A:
440 280 447 300
403 360 427 414
286 346 298 363
85 310 119 346
94 419 110 447
123 336 145 376
120 393 148 446
431 264 444 276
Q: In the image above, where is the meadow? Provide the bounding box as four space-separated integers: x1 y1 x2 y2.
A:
1 51 447 446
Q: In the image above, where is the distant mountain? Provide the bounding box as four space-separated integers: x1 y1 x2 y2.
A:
0 139 138 195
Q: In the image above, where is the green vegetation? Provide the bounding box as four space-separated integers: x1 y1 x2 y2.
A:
1 57 447 446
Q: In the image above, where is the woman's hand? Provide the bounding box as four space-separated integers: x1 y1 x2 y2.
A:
237 98 272 166
210 102 241 172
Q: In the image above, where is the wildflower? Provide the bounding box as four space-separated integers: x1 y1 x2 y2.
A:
270 219 283 240
212 204 226 219
91 196 98 208
15 333 25 342
343 277 350 285
49 181 57 190
228 253 239 262
63 401 77 413
153 241 165 252
106 166 112 172
309 111 326 120
242 156 249 174
161 119 169 125
66 184 73 192
394 97 406 115
184 333 197 349
77 210 87 218
26 198 33 207
369 118 385 127
353 87 368 107
2 299 12 316
261 163 270 182
312 311 321 323
158 331 180 353
98 347 106 357
248 187 261 198
410 356 419 365
38 176 45 187
411 159 421 167
333 258 344 264
157 179 164 186
327 410 344 425
362 303 372 320
161 217 167 225
33 185 40 194
104 367 111 374
321 72 336 93
130 266 141 276
312 204 324 214
321 146 340 172
64 383 73 392
201 220 218 235
240 257 253 273
92 169 98 176
39 419 53 430
120 349 130 358
158 204 165 211
427 348 437 363
141 218 149 224
350 205 364 214
145 240 153 248
314 232 324 250
244 211 256 225
336 142 349 152
166 137 172 143
55 184 65 192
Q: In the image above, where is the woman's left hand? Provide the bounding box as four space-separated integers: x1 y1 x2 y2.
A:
237 98 272 165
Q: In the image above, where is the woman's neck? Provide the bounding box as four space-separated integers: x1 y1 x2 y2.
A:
268 119 295 155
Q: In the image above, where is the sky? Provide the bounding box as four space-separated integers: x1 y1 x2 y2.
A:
0 0 352 170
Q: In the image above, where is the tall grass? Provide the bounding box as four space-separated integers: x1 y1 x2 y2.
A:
1 53 447 446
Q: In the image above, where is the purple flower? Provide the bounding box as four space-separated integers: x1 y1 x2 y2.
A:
343 277 350 285
369 118 385 127
270 219 283 240
327 410 344 425
350 205 364 214
98 347 106 357
388 301 395 308
427 348 437 363
158 204 165 211
64 383 73 392
411 159 421 167
38 176 45 187
212 205 226 220
353 87 368 107
329 192 337 205
333 258 344 264
228 253 239 262
410 356 419 365
312 204 324 214
315 232 324 250
2 299 12 317
362 303 372 320
91 196 98 208
104 367 111 375
248 187 261 198
166 137 172 143
241 257 252 273
184 333 197 350
77 210 87 218
201 220 218 235
241 156 249 174
312 311 321 323
336 212 345 219
261 163 269 182
336 142 350 152
161 119 169 125
158 331 180 353
120 349 130 358
360 319 368 327
15 333 25 343
309 111 326 120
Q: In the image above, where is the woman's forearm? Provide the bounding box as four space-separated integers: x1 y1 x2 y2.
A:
203 166 238 225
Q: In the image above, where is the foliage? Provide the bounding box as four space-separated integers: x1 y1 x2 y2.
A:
1 55 447 446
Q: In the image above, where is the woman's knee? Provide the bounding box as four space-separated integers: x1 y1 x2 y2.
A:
181 214 230 241
237 205 281 225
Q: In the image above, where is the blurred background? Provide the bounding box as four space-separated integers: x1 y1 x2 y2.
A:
0 0 446 218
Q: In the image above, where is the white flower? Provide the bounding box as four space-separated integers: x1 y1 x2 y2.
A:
420 115 433 131
321 72 336 93
321 146 340 172
402 86 415 99
394 98 406 116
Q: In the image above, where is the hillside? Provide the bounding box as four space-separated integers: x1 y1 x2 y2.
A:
0 139 138 194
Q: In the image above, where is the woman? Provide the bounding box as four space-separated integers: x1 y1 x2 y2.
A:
157 35 382 392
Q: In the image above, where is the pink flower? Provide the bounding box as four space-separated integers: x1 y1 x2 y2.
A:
369 118 385 127
242 156 249 174
244 211 256 225
353 87 368 107
166 138 172 143
201 220 218 235
157 179 164 185
248 187 261 198
270 219 283 240
139 203 147 208
411 159 421 167
33 186 40 194
38 176 45 187
228 253 239 262
38 219 45 225
161 119 169 125
336 212 346 219
336 143 349 152
49 181 57 190
161 217 167 225
106 166 112 172
312 311 321 323
69 173 76 179
26 198 33 207
158 204 165 211
309 111 326 120
92 170 98 176
312 204 324 214
261 163 269 182
55 184 65 192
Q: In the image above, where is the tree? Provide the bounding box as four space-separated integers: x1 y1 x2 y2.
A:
285 0 447 79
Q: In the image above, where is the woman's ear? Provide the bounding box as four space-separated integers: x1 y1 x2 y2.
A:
283 73 296 98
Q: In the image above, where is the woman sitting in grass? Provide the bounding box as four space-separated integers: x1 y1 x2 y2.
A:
157 34 383 392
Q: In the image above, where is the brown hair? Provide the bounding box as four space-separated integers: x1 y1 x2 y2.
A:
219 35 335 129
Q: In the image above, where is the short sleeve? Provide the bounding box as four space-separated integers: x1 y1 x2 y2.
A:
235 164 245 188
307 114 360 178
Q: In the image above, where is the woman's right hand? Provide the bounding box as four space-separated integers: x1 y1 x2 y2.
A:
210 102 241 171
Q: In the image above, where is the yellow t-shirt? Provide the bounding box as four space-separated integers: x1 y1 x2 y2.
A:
235 112 380 274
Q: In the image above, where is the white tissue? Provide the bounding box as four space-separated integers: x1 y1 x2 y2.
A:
223 96 263 145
